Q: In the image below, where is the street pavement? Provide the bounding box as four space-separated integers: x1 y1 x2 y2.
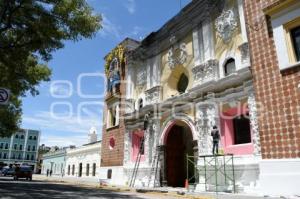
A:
0 176 287 199
0 177 183 199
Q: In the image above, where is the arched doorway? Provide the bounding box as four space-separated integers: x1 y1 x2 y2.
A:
165 121 195 187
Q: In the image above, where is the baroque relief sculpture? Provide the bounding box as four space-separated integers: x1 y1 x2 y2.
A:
215 10 238 43
167 36 187 69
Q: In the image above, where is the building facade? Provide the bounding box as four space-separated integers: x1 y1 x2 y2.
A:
101 0 262 193
65 142 101 180
65 128 101 181
100 39 139 185
244 0 300 196
0 129 40 172
42 147 67 176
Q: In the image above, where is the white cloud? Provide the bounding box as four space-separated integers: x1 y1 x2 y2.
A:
23 109 103 147
23 111 102 134
99 14 122 40
124 0 136 14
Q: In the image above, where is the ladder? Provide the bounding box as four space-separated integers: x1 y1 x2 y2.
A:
147 147 159 187
129 136 145 187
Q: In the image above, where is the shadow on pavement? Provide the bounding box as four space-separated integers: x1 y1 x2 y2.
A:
0 177 144 199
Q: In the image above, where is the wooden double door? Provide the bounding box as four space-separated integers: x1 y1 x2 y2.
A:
166 125 188 187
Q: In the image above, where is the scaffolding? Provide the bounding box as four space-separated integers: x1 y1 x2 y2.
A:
186 154 236 193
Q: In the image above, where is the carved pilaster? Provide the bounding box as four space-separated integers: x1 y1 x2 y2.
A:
192 59 219 86
238 42 250 66
157 145 167 187
196 103 218 155
124 130 131 165
248 93 261 155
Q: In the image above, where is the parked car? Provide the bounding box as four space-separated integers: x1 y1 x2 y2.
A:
13 166 32 181
3 168 15 176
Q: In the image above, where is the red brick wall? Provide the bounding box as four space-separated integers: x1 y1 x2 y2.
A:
100 70 126 167
244 0 300 159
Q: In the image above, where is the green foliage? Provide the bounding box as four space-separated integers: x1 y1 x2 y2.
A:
0 0 102 136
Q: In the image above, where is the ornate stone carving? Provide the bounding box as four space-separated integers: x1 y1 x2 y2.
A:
192 59 219 86
145 86 161 105
136 68 146 86
167 36 188 69
248 93 261 155
238 42 250 65
196 104 218 155
125 99 135 114
215 10 238 43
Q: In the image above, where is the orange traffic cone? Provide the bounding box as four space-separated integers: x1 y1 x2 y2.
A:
185 179 189 189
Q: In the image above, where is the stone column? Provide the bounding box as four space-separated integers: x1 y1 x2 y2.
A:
248 93 261 155
158 145 167 187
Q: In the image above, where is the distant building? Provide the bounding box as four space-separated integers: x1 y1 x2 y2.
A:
0 129 41 172
42 148 67 176
36 144 51 174
65 128 101 180
65 141 101 180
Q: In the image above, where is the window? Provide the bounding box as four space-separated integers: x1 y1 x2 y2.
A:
20 135 24 139
270 5 300 70
232 114 251 145
107 105 119 128
92 163 96 176
291 26 300 61
18 154 22 160
0 143 3 149
29 136 32 140
68 165 70 175
33 136 37 140
107 169 112 179
177 73 188 94
224 58 236 76
19 145 23 150
5 143 8 149
138 98 143 109
14 144 17 150
0 153 2 159
220 105 254 155
26 154 29 160
15 134 19 139
3 153 7 159
86 164 90 176
31 155 34 160
32 146 36 151
27 145 31 151
12 154 15 159
72 165 75 176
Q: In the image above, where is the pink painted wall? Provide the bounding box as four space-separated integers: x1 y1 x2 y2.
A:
131 130 145 162
220 106 254 155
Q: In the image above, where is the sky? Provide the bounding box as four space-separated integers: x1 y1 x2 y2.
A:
21 0 192 147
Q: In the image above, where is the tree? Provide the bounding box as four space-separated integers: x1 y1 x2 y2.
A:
0 0 101 137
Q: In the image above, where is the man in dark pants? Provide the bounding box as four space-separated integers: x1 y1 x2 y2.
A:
211 125 220 155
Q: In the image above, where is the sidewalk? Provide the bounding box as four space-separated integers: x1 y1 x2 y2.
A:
33 174 100 187
33 175 286 199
